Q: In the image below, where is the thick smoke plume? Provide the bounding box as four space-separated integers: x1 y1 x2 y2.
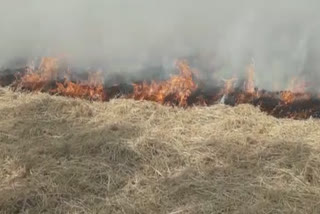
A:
0 0 319 90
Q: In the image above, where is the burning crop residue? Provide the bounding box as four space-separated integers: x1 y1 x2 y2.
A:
12 57 107 101
1 56 320 120
53 70 106 102
132 60 198 107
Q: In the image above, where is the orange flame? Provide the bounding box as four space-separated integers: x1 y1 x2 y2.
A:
8 55 320 119
280 91 296 104
280 77 308 104
18 57 59 91
244 63 255 94
53 71 106 101
132 60 197 107
16 57 106 101
287 77 306 93
222 77 237 95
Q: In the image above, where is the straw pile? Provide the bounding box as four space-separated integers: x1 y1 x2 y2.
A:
0 87 320 214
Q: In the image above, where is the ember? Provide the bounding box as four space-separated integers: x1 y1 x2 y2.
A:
1 57 320 120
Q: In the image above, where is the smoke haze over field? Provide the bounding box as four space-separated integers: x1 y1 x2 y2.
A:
0 0 319 89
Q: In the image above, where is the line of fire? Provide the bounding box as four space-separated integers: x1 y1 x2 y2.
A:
1 56 320 120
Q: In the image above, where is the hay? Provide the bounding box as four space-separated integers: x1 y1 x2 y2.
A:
0 87 320 214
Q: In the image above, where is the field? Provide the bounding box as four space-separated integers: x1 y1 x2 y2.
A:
0 87 320 214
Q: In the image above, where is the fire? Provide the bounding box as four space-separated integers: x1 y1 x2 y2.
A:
244 62 255 94
2 56 320 120
17 57 59 91
280 77 309 104
38 57 59 80
53 71 106 101
222 77 237 95
287 77 306 93
132 60 198 107
280 91 296 104
15 57 106 101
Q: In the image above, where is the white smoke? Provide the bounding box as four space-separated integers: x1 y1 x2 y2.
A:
0 0 319 89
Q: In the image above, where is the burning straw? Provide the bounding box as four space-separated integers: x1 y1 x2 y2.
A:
1 57 320 119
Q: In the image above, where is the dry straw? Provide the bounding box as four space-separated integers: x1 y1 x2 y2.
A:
0 88 320 213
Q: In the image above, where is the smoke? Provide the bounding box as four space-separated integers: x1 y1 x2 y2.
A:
0 0 319 89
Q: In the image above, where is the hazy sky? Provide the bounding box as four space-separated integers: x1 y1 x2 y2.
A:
0 0 319 89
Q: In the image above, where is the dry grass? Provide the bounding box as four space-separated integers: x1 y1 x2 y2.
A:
0 87 320 214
